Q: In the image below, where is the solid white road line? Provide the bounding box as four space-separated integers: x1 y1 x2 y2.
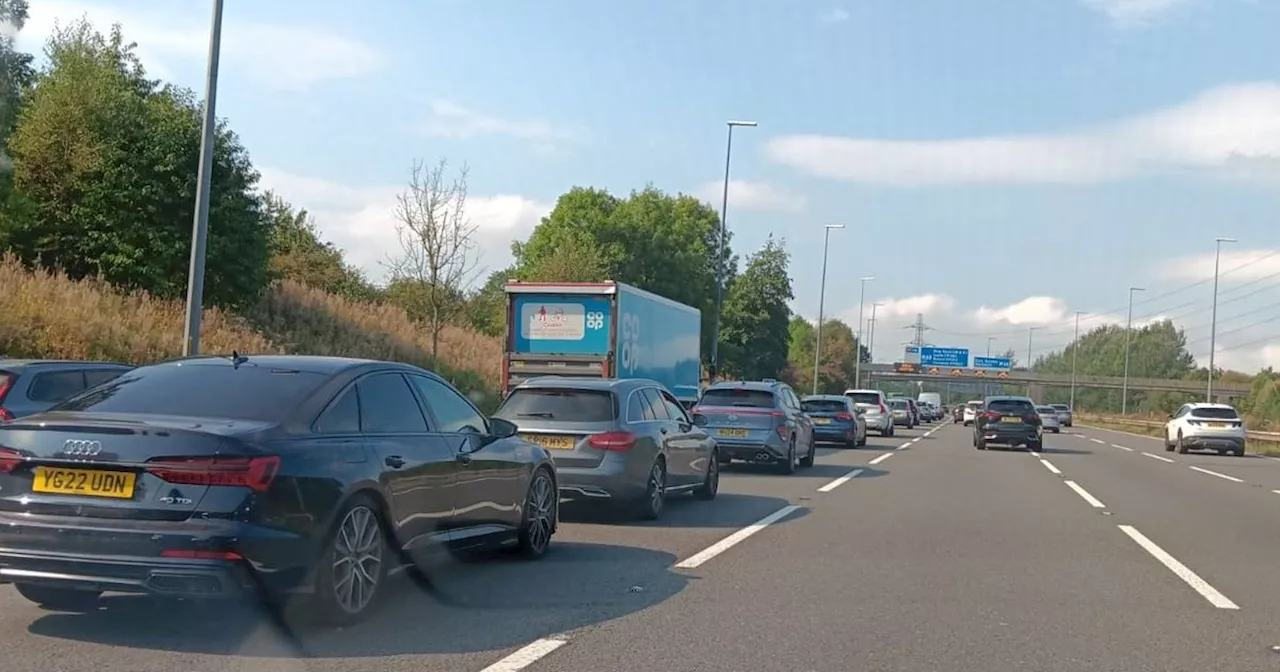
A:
675 505 802 569
818 468 864 493
1189 465 1244 483
1064 480 1106 508
1117 525 1239 609
1090 438 1106 445
480 639 569 672
1111 443 1134 452
1039 459 1062 475
869 452 894 466
1142 452 1176 463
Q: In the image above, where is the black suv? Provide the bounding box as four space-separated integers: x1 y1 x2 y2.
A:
973 395 1043 451
695 379 816 474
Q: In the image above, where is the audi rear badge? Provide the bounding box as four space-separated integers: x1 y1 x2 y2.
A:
60 439 102 457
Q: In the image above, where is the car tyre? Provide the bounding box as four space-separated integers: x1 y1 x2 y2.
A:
514 467 557 558
799 437 816 468
975 436 987 450
313 495 390 626
1176 432 1189 455
694 451 720 500
637 460 667 520
777 440 797 475
1051 428 1060 434
1027 439 1043 452
14 584 101 612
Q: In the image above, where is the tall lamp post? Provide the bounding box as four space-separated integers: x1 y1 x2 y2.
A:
1070 311 1085 412
812 224 845 394
181 0 226 356
1207 237 1237 402
1121 286 1145 414
853 276 875 388
709 120 758 379
867 302 883 366
1026 327 1038 396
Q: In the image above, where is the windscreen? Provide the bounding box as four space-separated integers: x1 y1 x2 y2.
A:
1051 404 1070 411
53 363 326 422
889 399 909 409
700 389 775 408
988 399 1035 415
802 399 848 413
496 388 616 422
1190 406 1240 420
846 392 882 406
1036 406 1057 414
967 401 984 409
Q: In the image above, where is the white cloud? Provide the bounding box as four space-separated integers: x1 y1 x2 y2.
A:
765 82 1280 187
821 8 851 23
22 0 386 91
1156 248 1280 283
867 293 957 320
1215 343 1280 373
258 168 552 284
972 296 1071 327
1081 0 1192 26
422 99 586 154
697 179 807 213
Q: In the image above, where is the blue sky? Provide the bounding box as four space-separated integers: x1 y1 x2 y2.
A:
17 0 1280 372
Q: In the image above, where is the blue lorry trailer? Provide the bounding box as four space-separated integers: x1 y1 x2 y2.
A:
502 281 702 404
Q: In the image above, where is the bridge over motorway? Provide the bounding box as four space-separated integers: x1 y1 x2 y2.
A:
862 363 1251 398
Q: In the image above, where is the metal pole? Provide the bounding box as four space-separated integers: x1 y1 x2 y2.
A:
867 303 881 369
1207 237 1236 402
1070 311 1083 411
709 120 756 379
986 337 994 357
1121 286 1144 414
853 277 872 388
182 0 225 357
812 225 841 394
1026 327 1037 396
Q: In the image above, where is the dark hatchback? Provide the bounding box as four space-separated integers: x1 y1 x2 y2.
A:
800 395 867 448
0 355 557 625
973 395 1043 451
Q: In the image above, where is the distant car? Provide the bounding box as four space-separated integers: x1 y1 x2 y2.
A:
917 392 943 417
962 400 984 426
974 395 1043 451
695 380 816 473
844 388 894 437
905 398 922 425
496 377 718 521
952 405 965 423
888 398 914 428
801 395 867 448
1035 405 1062 433
1163 402 1246 456
0 355 557 625
1050 403 1073 427
0 360 134 421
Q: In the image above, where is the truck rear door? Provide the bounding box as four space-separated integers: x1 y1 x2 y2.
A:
505 291 616 393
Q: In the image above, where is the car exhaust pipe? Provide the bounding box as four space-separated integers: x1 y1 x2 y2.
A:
755 451 770 462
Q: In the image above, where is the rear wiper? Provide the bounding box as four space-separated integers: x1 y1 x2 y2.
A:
517 412 555 418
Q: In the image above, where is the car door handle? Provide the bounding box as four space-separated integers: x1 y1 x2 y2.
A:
384 455 405 469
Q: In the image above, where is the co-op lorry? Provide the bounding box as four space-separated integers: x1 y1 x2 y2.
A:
502 281 702 405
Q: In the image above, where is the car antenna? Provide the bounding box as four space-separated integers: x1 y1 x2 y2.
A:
230 350 249 368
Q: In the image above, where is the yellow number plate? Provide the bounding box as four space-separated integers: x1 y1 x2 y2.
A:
1207 422 1226 429
32 466 136 499
717 428 749 438
813 418 832 425
1000 416 1021 424
521 434 577 450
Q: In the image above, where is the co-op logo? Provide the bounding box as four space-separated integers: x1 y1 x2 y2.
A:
619 313 641 375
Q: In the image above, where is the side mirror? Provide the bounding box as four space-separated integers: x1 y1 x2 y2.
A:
489 416 519 439
691 412 709 427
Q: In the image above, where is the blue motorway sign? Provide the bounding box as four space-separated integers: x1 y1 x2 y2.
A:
919 346 970 368
973 356 1012 371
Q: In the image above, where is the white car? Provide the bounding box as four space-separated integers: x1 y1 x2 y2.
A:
962 400 984 426
1035 405 1061 433
844 388 895 437
1164 402 1246 456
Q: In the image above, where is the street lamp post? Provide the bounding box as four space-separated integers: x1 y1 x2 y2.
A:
181 0 226 357
853 276 875 388
709 120 758 379
1121 286 1145 414
867 302 883 366
812 224 844 394
1070 311 1085 412
1207 237 1237 402
1026 327 1038 396
986 337 995 357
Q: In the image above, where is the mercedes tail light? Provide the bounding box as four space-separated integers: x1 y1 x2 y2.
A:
587 431 636 451
146 456 281 493
0 448 22 474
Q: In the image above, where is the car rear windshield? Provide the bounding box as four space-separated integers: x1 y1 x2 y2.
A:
889 399 909 408
967 401 984 408
802 399 848 413
846 392 882 406
987 399 1035 414
700 389 775 408
1051 404 1070 410
1036 406 1057 414
51 363 327 421
496 388 616 422
1190 407 1240 420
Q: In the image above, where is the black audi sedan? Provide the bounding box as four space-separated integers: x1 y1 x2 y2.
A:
0 355 557 625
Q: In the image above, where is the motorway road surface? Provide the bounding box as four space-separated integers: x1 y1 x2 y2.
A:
4 421 1280 671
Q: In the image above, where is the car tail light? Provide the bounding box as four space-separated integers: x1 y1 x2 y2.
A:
0 408 12 423
587 431 636 451
0 448 21 474
835 412 854 421
161 549 243 561
1023 413 1041 425
982 411 1002 421
879 402 888 415
0 374 13 423
775 425 790 440
146 455 281 493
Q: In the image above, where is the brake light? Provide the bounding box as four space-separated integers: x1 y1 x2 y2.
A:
1023 413 1041 425
161 549 243 561
587 431 636 451
879 402 888 415
0 408 11 423
835 412 854 421
146 455 281 493
982 411 1002 421
0 374 13 423
775 425 790 440
0 448 21 474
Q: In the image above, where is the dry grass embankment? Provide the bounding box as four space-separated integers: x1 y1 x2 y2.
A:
0 255 504 409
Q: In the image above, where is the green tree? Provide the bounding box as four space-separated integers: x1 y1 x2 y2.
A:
2 20 270 307
785 316 869 394
0 0 34 153
264 192 376 301
720 236 793 380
